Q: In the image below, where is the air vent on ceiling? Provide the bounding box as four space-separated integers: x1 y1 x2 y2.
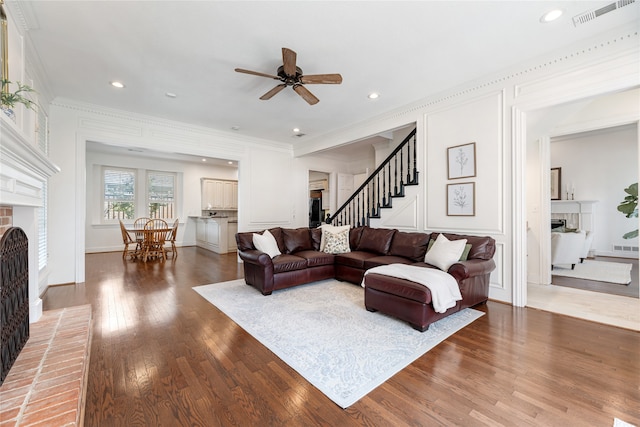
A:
573 0 636 26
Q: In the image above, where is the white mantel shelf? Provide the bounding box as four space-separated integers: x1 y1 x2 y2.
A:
1 114 60 207
551 200 598 232
551 200 598 211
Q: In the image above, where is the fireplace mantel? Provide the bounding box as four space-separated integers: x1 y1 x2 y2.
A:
551 200 598 232
1 114 60 207
1 113 60 323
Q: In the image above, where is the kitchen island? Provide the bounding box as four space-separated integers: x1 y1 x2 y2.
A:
190 216 237 254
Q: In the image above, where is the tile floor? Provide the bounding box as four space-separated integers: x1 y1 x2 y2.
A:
0 305 92 427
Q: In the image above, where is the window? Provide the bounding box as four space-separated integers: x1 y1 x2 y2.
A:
103 168 136 220
147 171 175 219
37 109 49 270
38 181 48 270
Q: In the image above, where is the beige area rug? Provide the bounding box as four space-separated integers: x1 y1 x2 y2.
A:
552 260 632 285
194 279 483 408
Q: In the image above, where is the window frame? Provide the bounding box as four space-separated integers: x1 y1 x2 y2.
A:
102 166 137 223
146 170 177 220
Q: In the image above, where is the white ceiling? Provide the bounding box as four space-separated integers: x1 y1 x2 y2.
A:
10 1 640 147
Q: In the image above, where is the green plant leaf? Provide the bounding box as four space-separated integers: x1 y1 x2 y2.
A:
623 229 638 239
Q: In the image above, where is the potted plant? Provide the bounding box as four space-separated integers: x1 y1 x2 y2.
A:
1 79 36 120
617 182 638 239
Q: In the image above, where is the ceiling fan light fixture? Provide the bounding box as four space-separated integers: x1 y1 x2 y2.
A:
540 9 564 23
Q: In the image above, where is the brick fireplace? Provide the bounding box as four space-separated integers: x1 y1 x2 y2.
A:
0 112 59 323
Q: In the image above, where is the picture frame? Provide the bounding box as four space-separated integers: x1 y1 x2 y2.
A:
447 182 475 216
447 142 476 180
550 167 561 200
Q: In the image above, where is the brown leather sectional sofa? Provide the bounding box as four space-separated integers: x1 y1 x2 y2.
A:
236 226 496 330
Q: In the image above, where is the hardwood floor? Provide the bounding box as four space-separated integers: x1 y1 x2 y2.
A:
42 248 640 426
551 256 639 298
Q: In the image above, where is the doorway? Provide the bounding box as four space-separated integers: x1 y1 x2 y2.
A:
309 171 330 227
523 88 640 328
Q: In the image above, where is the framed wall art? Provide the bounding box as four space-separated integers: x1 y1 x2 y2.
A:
447 142 476 180
447 182 475 216
550 167 561 200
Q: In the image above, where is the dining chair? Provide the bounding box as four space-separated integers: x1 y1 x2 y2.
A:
142 219 168 262
164 219 179 259
119 220 139 259
132 217 150 244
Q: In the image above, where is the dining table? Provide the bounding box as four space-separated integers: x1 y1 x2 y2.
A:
125 224 174 262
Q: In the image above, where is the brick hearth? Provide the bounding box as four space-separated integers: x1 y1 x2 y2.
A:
0 305 92 426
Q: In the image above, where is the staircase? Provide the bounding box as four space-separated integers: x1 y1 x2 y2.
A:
326 128 418 227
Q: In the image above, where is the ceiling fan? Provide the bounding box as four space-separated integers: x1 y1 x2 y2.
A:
235 47 342 105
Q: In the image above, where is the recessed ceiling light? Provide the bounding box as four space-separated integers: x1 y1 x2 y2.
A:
165 92 177 98
202 158 207 162
228 161 233 165
231 126 240 131
293 128 300 133
540 9 563 23
110 81 125 88
368 92 379 99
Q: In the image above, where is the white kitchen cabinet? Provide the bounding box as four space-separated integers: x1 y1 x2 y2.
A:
201 179 237 210
194 217 233 253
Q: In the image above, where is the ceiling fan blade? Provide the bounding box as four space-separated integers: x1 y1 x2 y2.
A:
235 68 279 79
300 74 343 84
282 47 297 77
293 84 319 105
260 84 287 100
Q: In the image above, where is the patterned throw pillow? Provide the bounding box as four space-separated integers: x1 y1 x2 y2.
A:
322 229 351 254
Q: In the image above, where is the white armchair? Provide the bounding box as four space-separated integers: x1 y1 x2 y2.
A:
580 231 594 263
551 230 586 270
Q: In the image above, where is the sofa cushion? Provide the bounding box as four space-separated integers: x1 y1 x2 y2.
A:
423 233 467 271
427 239 472 261
437 233 496 260
272 254 308 274
310 227 323 251
236 231 256 251
295 250 335 267
322 229 351 254
252 229 282 258
349 226 365 250
268 227 286 253
389 231 431 262
318 224 351 251
334 251 378 269
356 227 396 255
282 227 314 254
363 255 414 270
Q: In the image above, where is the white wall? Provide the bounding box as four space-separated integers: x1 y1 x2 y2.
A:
551 125 638 257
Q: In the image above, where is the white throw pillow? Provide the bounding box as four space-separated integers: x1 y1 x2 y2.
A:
252 229 281 258
322 229 351 254
423 233 468 271
318 224 351 251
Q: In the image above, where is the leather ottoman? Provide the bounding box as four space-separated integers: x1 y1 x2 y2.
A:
364 272 459 332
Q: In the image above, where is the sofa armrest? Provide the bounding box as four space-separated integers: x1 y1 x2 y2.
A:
447 258 496 283
238 249 273 267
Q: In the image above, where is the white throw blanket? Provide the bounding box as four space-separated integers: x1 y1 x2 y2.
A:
362 264 462 313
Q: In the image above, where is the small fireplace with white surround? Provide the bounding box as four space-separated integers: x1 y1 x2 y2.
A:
0 112 59 323
551 200 597 232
